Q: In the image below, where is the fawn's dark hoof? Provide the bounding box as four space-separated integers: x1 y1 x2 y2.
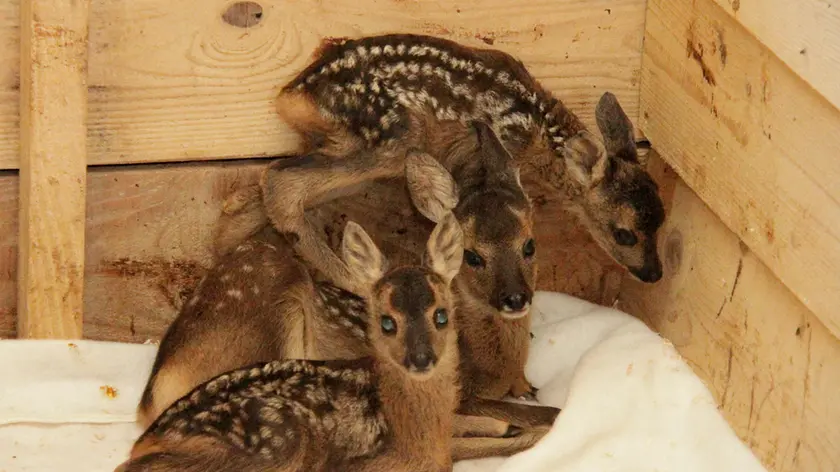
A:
503 425 524 438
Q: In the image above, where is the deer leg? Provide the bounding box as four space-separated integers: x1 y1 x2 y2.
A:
509 374 540 401
450 426 550 461
452 414 516 438
459 397 560 429
213 184 270 258
260 152 403 294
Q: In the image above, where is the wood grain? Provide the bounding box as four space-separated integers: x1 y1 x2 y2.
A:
0 0 647 169
0 159 624 341
619 165 840 472
709 0 840 111
17 0 90 339
639 0 840 339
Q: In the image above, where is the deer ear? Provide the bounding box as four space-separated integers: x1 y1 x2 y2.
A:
470 120 522 188
472 120 513 166
423 212 464 285
406 150 460 223
341 221 388 289
561 130 609 188
595 92 638 163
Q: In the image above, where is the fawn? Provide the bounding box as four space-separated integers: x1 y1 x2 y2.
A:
262 33 665 287
139 152 557 438
120 215 545 472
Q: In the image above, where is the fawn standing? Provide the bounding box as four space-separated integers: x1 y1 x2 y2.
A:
120 215 543 472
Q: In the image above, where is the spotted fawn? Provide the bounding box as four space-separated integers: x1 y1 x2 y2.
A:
120 215 545 472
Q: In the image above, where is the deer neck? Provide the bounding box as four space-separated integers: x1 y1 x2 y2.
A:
372 348 459 462
452 284 531 396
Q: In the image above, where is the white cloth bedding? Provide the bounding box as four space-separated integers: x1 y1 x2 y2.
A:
0 291 767 472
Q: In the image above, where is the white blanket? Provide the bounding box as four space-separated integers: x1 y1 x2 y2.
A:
0 291 767 472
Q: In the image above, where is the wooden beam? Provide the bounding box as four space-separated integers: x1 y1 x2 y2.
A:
709 0 840 112
619 160 840 472
0 158 623 341
18 0 90 338
0 0 648 169
639 0 840 339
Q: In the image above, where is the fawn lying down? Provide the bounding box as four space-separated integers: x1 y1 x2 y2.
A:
138 157 554 460
211 147 560 422
270 33 666 285
120 215 545 472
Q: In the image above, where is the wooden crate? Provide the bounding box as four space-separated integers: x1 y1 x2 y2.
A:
1 0 838 471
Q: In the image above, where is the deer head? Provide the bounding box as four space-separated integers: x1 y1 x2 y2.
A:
341 214 463 376
559 92 665 283
406 121 538 320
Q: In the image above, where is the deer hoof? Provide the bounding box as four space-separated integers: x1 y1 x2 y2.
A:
503 425 524 438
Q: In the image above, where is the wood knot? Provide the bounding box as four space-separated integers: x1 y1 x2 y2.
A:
664 229 683 273
222 2 263 28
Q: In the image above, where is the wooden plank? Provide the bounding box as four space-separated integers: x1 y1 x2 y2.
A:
639 0 840 339
0 172 17 339
0 0 647 169
709 0 840 111
619 166 840 472
0 159 623 341
0 2 17 165
17 0 90 339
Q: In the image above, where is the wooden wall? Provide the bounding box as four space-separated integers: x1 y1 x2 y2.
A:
0 0 649 339
618 1 840 471
5 0 837 469
0 0 647 169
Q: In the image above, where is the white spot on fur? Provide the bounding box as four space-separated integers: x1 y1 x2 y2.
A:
241 264 254 273
227 289 244 300
252 285 260 295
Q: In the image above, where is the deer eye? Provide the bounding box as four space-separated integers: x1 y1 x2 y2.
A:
522 238 536 258
433 308 448 328
464 250 485 268
613 228 638 247
380 315 397 335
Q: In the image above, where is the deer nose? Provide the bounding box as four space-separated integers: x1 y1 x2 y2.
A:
407 350 436 372
501 292 529 312
631 262 663 283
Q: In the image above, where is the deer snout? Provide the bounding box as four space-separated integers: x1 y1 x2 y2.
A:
631 244 663 283
630 263 662 283
406 349 437 373
502 293 529 311
628 239 664 283
497 288 532 319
